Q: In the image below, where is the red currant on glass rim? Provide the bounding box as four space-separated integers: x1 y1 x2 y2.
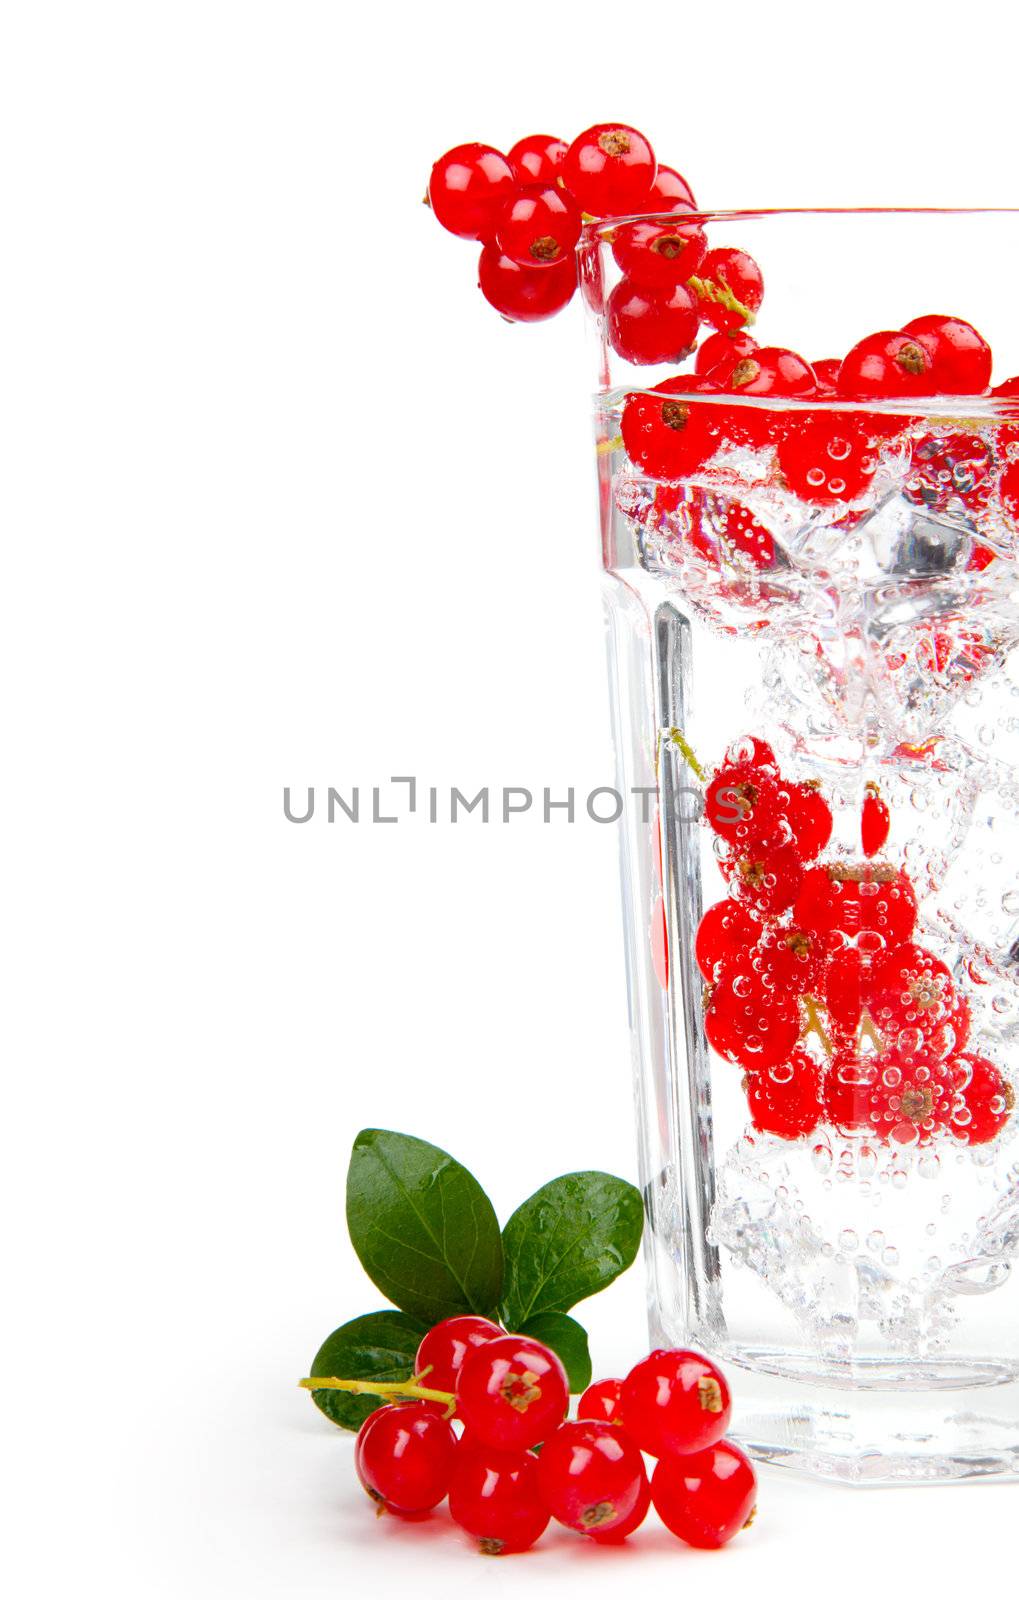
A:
354 1402 457 1515
562 122 657 217
496 183 581 268
902 314 992 394
651 1440 757 1549
813 357 842 395
478 243 577 322
576 1377 625 1426
611 217 707 290
621 1348 732 1457
455 1334 568 1451
537 1420 648 1536
647 163 697 211
696 247 764 332
607 278 699 365
506 133 567 185
428 143 516 240
448 1444 549 1555
695 329 758 382
414 1314 502 1392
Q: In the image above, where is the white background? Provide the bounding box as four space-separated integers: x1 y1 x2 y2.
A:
3 2 1017 1594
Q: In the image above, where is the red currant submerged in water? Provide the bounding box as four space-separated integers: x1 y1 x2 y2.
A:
794 862 918 951
478 242 577 322
620 377 719 478
824 1049 879 1133
495 183 581 268
428 143 516 240
777 412 878 504
414 1315 502 1392
705 970 801 1068
647 163 697 211
651 1440 757 1549
952 1052 1015 1144
704 763 788 851
611 217 707 290
905 430 995 515
695 898 759 982
861 781 891 857
456 1335 569 1451
576 1377 625 1426
745 1049 823 1139
696 247 764 332
838 331 935 398
621 1349 732 1457
866 942 955 1047
537 1420 648 1536
902 314 992 395
787 780 833 859
448 1444 549 1555
695 329 758 383
607 278 699 365
562 122 657 217
354 1402 457 1515
868 1050 959 1146
506 133 567 186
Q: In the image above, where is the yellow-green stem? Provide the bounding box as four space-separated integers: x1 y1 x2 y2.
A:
299 1371 456 1418
666 727 706 783
802 995 832 1058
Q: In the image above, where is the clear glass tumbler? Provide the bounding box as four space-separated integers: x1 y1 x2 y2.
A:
586 210 1019 1483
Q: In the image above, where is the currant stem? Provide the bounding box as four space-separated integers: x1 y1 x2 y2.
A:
666 726 706 782
858 1012 885 1052
687 274 755 328
299 1372 457 1418
802 995 832 1058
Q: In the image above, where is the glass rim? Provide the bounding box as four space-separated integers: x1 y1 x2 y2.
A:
582 206 1019 243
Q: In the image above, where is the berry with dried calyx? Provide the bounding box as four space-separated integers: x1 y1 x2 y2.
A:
902 314 992 395
837 330 935 397
478 243 577 321
455 1335 569 1451
620 377 719 478
607 278 700 364
651 1441 757 1549
448 1444 550 1554
620 1348 732 1457
562 122 657 217
745 1049 823 1139
496 183 582 268
724 841 805 917
611 217 707 289
695 329 758 383
536 1420 648 1536
951 1052 1014 1144
355 1402 458 1515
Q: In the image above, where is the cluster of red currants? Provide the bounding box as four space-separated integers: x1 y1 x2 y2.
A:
427 122 700 325
695 736 1014 1146
354 1316 756 1556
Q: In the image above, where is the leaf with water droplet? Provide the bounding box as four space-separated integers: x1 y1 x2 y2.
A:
499 1171 643 1328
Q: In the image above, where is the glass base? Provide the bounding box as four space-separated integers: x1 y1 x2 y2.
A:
713 1347 1019 1484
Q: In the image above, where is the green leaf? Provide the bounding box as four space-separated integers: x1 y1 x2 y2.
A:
346 1129 503 1325
518 1311 592 1393
499 1171 644 1328
308 1310 425 1431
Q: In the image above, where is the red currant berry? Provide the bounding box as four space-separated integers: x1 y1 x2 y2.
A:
695 248 764 333
951 1052 1014 1145
823 1049 879 1134
695 898 759 982
448 1444 549 1555
705 970 801 1068
562 123 656 218
793 863 917 952
902 314 992 395
866 1049 958 1145
725 843 805 917
837 331 935 398
813 357 842 395
786 780 833 860
777 412 878 504
695 329 758 383
428 143 516 240
537 1420 648 1536
585 1470 651 1543
905 430 995 515
611 218 707 290
860 781 890 857
866 942 955 1049
354 1402 457 1515
726 347 817 399
621 1348 731 1457
495 183 581 268
704 764 788 851
651 1440 757 1549
823 946 870 1039
577 1378 625 1427
414 1315 502 1392
745 1049 823 1139
506 133 567 186
621 377 718 478
607 278 699 365
647 163 697 211
456 1335 569 1452
755 923 824 995
724 734 778 772
478 242 577 322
